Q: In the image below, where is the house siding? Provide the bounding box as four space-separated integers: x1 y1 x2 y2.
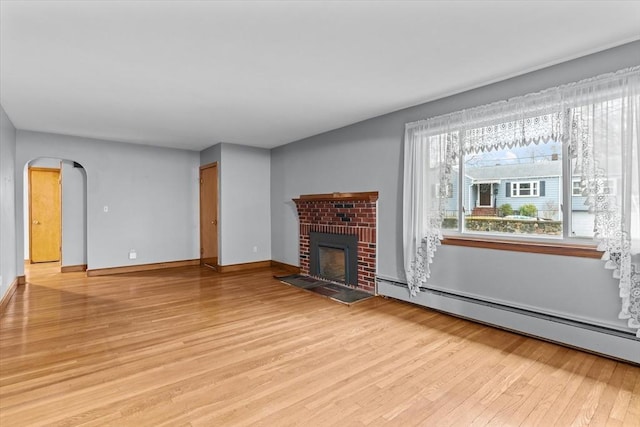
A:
452 173 563 219
572 191 590 212
442 174 460 215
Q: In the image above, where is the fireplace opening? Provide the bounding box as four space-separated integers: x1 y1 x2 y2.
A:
310 232 358 286
318 246 346 282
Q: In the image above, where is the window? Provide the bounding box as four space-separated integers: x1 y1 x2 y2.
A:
572 179 582 196
403 66 640 334
435 182 453 198
511 181 539 197
571 177 614 198
447 140 564 237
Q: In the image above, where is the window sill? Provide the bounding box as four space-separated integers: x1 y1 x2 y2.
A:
441 236 603 258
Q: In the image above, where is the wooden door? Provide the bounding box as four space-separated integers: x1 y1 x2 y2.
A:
29 167 61 263
200 163 218 268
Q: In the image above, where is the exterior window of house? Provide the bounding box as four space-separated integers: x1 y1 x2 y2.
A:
569 157 598 239
435 183 454 198
511 181 539 197
572 179 582 196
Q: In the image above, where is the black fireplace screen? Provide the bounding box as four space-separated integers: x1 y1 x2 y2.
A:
318 246 346 282
309 232 358 286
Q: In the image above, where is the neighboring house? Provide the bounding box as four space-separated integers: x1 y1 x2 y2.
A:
443 160 592 222
468 161 562 219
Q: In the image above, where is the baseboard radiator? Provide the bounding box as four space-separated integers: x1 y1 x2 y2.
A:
377 277 640 365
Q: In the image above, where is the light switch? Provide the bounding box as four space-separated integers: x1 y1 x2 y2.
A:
103 206 109 213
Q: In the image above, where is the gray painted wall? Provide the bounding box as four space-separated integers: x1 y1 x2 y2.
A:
219 143 271 265
15 130 200 273
0 105 17 301
271 41 640 335
200 143 271 266
200 143 221 166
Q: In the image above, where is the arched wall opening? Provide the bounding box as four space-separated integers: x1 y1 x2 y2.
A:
23 157 87 271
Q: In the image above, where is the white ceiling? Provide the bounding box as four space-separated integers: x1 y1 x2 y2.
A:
1 1 639 151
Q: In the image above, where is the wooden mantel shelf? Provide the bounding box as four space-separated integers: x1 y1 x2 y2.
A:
293 191 379 203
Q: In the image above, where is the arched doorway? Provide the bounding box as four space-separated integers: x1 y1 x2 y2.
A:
23 158 87 272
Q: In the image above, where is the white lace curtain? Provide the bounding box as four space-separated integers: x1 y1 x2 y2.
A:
403 66 640 335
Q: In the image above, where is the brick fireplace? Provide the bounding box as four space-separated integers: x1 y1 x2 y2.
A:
293 192 378 294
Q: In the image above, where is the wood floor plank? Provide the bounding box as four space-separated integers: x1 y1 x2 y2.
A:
623 374 640 426
0 262 638 426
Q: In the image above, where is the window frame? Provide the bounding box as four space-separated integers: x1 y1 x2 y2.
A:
571 179 582 196
435 182 454 199
442 131 598 253
441 235 601 258
511 181 540 197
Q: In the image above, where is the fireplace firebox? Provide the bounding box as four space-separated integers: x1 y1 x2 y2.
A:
309 232 358 286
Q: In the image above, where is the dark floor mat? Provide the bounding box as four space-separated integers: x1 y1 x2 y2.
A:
276 275 326 289
276 274 374 305
331 288 375 304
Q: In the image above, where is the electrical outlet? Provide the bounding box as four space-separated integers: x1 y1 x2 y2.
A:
253 246 258 253
129 250 137 260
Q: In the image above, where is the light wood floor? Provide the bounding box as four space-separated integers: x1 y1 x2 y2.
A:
1 263 639 426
